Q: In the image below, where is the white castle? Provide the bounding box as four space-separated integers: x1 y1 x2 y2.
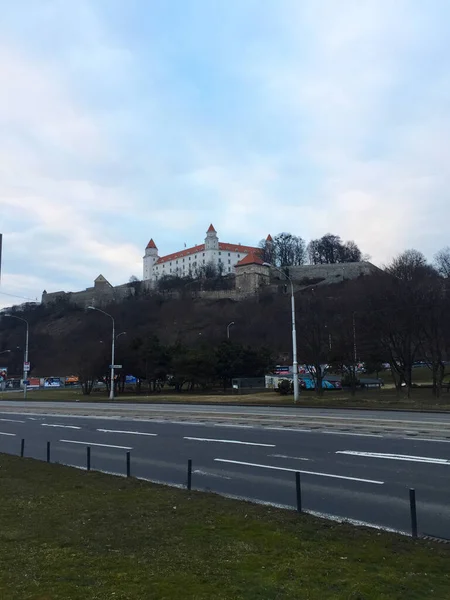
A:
143 224 270 283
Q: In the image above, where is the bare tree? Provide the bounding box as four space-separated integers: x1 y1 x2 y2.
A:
307 234 363 264
386 249 437 281
434 247 450 278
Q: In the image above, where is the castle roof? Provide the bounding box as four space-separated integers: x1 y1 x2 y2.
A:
266 234 273 242
235 250 264 267
146 239 157 250
154 242 260 265
207 223 216 233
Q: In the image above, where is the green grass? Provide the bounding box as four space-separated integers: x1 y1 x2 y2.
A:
0 455 449 600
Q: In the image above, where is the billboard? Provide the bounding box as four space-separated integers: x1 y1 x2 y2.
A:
44 377 61 388
27 377 40 389
0 367 7 382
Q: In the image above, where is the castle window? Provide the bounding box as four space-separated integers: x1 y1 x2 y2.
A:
203 259 205 264
219 252 221 255
183 258 185 262
228 259 231 264
228 253 230 257
202 253 205 257
170 262 172 266
238 254 240 258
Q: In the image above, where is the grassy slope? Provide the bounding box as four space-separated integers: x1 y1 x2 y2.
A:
0 455 449 600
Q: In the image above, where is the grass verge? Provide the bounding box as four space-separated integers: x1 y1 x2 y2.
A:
2 387 450 412
0 455 448 599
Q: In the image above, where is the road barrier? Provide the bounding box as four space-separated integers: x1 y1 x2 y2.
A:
4 438 433 540
410 488 418 538
295 472 302 513
187 459 192 491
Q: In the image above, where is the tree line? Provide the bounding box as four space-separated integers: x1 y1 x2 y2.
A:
293 248 450 398
76 338 273 395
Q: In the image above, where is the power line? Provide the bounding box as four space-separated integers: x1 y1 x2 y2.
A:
0 291 38 302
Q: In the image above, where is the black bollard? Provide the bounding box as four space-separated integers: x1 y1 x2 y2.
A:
295 472 302 513
126 451 131 478
46 441 51 463
86 446 91 472
20 439 25 458
187 459 192 491
409 488 418 538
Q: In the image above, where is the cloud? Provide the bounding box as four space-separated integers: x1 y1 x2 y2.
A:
1 0 450 308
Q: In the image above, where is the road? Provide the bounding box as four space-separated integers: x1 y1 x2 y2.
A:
0 403 449 539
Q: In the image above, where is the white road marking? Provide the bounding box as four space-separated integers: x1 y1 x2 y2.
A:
214 424 253 429
265 427 312 433
0 432 16 436
336 450 450 465
60 440 132 450
0 418 25 423
323 431 383 438
184 436 275 447
268 454 310 461
42 424 81 430
97 429 157 437
193 469 232 480
403 437 450 444
214 458 384 484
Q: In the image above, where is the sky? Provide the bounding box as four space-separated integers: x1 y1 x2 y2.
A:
1 0 449 307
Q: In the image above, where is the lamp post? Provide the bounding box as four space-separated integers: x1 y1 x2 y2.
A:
3 316 29 399
263 263 299 403
88 307 115 400
227 322 235 339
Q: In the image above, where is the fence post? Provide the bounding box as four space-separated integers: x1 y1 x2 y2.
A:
295 472 302 513
46 441 51 463
126 451 131 478
409 488 418 538
187 459 192 490
20 439 25 458
86 446 91 472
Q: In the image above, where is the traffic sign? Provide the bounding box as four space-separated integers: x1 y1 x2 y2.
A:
23 362 30 372
109 365 122 369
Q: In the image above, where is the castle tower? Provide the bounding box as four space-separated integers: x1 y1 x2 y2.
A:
204 224 219 251
143 239 159 281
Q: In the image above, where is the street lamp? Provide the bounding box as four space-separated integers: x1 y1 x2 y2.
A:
263 264 299 403
0 350 11 355
227 322 235 339
87 306 116 400
3 315 29 399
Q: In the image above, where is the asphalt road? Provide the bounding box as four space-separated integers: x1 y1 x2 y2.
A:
0 401 449 438
0 408 449 539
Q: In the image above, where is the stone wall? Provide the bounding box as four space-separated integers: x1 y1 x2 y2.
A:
42 278 135 308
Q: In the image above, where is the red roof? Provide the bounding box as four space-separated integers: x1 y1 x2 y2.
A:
155 241 260 265
266 234 273 242
218 242 259 254
146 238 157 250
207 223 216 233
236 250 265 267
155 244 205 264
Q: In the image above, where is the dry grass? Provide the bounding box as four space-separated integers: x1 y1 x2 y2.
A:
0 455 449 600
